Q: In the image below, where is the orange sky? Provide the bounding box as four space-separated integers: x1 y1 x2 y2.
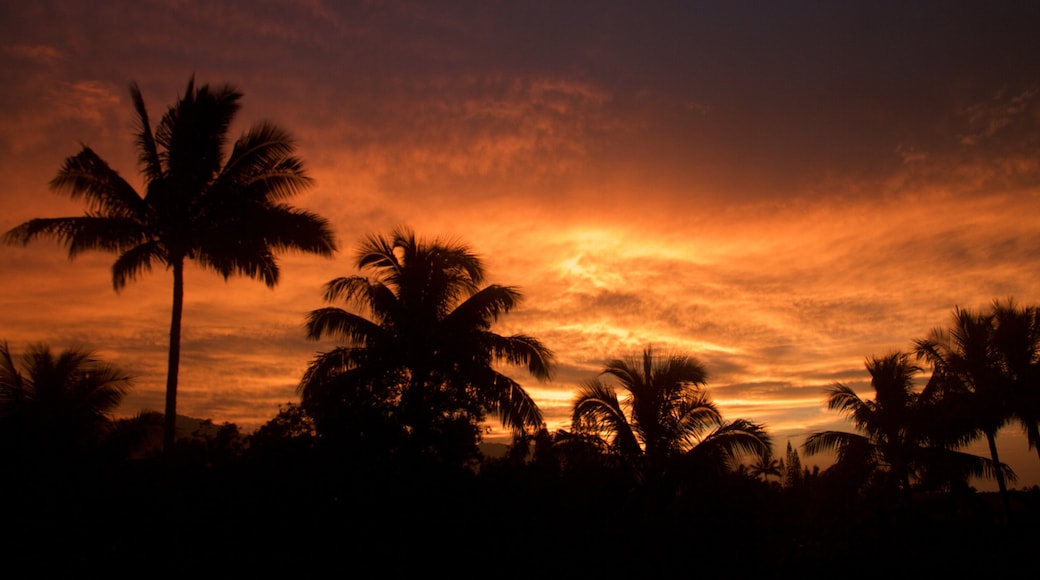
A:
2 1 1039 490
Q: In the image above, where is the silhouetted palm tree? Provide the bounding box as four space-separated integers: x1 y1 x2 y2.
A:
804 352 997 502
749 453 782 483
915 306 1019 514
0 341 132 463
4 78 337 457
571 346 771 479
301 228 553 463
990 299 1040 462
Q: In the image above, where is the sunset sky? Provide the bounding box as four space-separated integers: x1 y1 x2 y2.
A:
2 1 1039 489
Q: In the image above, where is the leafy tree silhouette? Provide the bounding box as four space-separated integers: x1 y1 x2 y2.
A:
915 305 1021 517
990 299 1040 462
749 451 783 483
571 346 771 482
783 440 803 488
4 77 338 458
300 228 553 467
804 352 1000 504
0 341 131 467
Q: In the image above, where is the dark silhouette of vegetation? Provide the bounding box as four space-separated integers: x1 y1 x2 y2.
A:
570 346 772 483
3 296 1040 575
0 341 132 467
990 299 1040 461
3 77 338 458
804 352 1003 505
300 228 554 467
749 450 783 483
914 299 1038 518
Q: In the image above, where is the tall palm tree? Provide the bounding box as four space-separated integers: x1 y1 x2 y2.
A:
4 78 338 457
0 341 132 463
990 299 1040 462
301 228 553 463
571 346 771 479
915 307 1017 515
803 352 998 502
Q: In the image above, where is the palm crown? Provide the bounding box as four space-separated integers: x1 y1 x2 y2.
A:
4 77 337 456
913 300 1039 517
572 346 771 476
301 228 554 457
0 342 132 459
804 351 1004 499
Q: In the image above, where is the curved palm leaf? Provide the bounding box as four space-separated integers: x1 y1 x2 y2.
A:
469 368 543 432
685 419 773 463
803 430 873 459
572 378 642 459
48 148 144 217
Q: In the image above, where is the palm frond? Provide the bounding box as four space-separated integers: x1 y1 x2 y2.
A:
475 370 543 432
220 122 312 198
572 379 641 458
255 205 336 255
825 383 865 415
444 284 523 328
803 430 868 456
674 394 723 440
914 445 1015 486
600 358 642 396
305 307 385 345
499 333 555 381
356 231 403 274
111 241 163 289
299 347 353 395
129 82 162 183
48 147 145 217
656 353 709 388
4 216 146 260
688 419 772 460
204 247 280 287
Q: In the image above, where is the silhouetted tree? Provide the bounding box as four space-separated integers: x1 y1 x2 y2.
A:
301 228 554 466
175 419 244 470
571 346 771 481
0 341 132 466
784 441 803 488
749 452 782 483
804 352 997 503
4 77 338 458
244 402 318 467
990 299 1040 462
915 305 1018 516
250 402 317 442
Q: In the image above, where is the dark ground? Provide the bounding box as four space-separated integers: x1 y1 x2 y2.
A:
5 458 1038 578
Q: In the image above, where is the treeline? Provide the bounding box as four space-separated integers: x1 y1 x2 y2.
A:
3 266 1038 575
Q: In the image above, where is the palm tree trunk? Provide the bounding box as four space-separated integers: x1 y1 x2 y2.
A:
162 259 185 462
985 430 1012 522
